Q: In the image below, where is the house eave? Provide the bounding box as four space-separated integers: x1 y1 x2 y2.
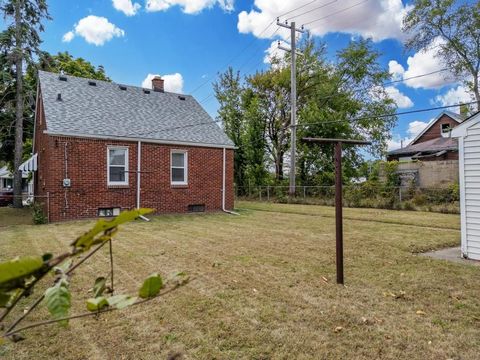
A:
43 130 236 149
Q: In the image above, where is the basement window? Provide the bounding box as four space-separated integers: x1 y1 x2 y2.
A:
188 204 205 213
171 150 188 185
107 146 129 186
143 89 150 94
59 76 67 82
178 95 186 101
119 85 127 91
98 207 121 217
88 81 97 86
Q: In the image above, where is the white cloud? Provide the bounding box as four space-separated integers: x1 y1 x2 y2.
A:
434 85 473 111
62 31 75 43
112 0 141 16
388 119 430 151
63 16 125 46
238 0 412 41
145 0 233 14
388 39 457 89
385 86 413 109
388 60 404 81
141 73 184 93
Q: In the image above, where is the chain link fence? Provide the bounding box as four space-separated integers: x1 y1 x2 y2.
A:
235 184 460 214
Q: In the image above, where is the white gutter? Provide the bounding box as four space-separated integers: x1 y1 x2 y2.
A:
43 130 236 150
222 148 239 215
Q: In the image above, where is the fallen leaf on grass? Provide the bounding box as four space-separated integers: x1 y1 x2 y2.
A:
321 276 329 283
416 310 426 316
334 326 343 333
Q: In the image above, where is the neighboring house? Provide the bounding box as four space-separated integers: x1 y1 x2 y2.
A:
25 71 235 222
387 111 464 188
451 110 480 260
0 165 32 194
387 111 463 162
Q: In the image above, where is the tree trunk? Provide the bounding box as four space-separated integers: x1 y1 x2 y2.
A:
13 0 24 208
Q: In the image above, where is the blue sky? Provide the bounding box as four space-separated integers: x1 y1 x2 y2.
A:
2 0 474 151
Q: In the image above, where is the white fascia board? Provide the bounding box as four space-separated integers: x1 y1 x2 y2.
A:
43 130 236 149
451 112 480 138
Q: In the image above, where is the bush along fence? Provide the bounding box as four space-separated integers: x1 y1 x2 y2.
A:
0 208 189 343
235 183 460 214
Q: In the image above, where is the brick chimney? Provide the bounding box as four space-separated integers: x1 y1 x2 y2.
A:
151 76 164 92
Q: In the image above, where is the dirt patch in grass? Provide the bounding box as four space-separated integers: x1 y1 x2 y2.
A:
0 203 475 360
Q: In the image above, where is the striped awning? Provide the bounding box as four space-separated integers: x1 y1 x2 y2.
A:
19 153 38 172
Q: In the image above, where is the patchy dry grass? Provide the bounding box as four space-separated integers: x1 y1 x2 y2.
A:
0 207 32 227
0 202 478 360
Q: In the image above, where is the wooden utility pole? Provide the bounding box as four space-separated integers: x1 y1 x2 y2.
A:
277 19 304 196
303 138 371 284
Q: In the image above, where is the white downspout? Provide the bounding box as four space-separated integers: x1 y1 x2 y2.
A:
222 147 239 215
136 141 150 221
137 140 141 209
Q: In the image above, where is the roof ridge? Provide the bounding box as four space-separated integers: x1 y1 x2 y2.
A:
38 70 190 97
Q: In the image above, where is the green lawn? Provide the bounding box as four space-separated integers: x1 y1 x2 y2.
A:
1 201 478 359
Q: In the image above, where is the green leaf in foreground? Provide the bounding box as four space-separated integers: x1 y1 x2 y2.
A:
92 277 107 298
86 297 109 312
44 279 71 326
0 291 12 308
107 295 137 309
138 273 163 299
0 256 44 288
71 208 154 252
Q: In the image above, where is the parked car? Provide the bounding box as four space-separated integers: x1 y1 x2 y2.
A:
0 190 14 206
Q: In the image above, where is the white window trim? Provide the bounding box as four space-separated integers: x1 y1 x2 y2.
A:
107 146 129 186
171 149 188 185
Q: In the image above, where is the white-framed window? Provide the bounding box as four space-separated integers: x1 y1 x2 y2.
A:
107 146 129 186
441 123 451 137
171 150 188 185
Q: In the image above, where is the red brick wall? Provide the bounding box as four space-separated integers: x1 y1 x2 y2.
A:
34 109 234 221
413 114 459 144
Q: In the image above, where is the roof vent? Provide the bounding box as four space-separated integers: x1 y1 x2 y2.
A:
178 95 186 101
57 93 62 101
88 81 97 86
143 89 151 94
119 85 127 91
59 75 67 82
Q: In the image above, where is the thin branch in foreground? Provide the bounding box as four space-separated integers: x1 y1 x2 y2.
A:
3 284 185 338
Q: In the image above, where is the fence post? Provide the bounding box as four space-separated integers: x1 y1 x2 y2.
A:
267 186 270 201
259 186 262 201
399 187 402 203
47 192 50 224
303 186 306 199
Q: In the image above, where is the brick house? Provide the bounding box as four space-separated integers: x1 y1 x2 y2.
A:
27 71 235 222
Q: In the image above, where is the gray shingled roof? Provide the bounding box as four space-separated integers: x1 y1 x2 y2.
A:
388 137 458 156
38 71 234 148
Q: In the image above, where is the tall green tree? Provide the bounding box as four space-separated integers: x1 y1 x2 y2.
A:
241 89 267 186
0 0 50 207
403 0 480 110
213 67 247 192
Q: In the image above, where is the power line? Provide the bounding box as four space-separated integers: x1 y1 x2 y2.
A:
383 68 450 86
187 1 323 95
287 0 338 21
303 0 370 27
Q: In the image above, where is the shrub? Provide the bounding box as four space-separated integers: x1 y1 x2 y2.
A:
31 202 47 225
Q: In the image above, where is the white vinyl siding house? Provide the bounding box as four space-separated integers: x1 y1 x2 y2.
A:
452 111 480 260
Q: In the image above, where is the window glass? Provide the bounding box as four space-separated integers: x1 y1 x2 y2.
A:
172 168 184 182
109 149 126 165
108 147 128 185
171 151 187 184
172 152 184 167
